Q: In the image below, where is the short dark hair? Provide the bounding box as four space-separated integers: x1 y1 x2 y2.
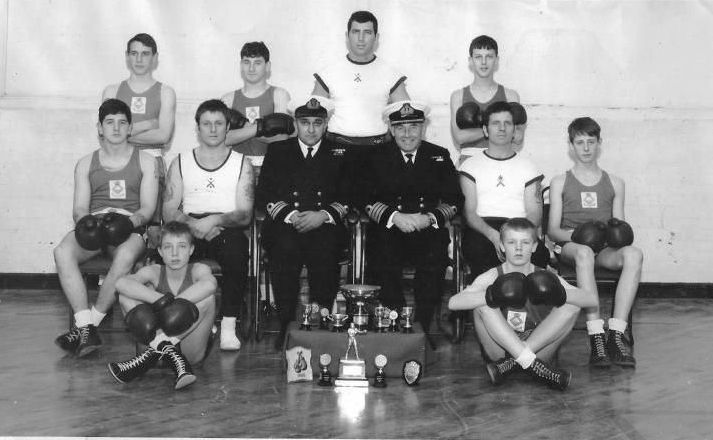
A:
126 33 157 54
469 35 498 57
160 221 194 245
348 10 378 34
99 98 132 124
500 217 537 242
482 101 513 126
240 41 270 62
568 117 601 143
194 99 230 125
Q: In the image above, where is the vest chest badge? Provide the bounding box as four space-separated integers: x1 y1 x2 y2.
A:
580 191 598 208
130 97 147 114
245 106 260 123
109 180 127 199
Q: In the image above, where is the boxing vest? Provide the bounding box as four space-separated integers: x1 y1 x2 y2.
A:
232 86 275 158
560 170 615 229
88 147 142 214
156 264 194 296
460 85 507 150
116 80 164 152
179 149 244 215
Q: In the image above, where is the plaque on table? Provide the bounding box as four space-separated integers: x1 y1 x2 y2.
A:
335 324 368 387
285 346 313 383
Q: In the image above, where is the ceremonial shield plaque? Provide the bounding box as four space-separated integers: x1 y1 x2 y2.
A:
402 359 423 386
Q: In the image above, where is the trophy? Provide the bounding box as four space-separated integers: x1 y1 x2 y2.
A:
329 313 349 332
388 310 399 332
335 324 369 387
318 353 333 386
401 306 414 333
300 304 319 330
340 284 381 332
319 308 330 330
373 354 388 388
373 306 389 333
402 359 423 386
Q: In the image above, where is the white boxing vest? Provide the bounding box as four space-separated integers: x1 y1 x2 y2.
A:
179 149 244 214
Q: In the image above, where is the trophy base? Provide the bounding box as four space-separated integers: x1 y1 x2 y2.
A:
299 324 312 331
373 377 387 388
318 378 333 387
402 326 414 333
335 378 369 387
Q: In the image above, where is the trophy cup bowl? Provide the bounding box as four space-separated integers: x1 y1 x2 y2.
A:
329 313 349 332
340 284 381 330
401 306 414 333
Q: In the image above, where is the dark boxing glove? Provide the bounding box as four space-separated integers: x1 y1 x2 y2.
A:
125 303 159 344
102 212 134 247
455 102 482 129
571 221 608 253
527 270 566 307
151 293 174 313
485 272 528 309
509 102 527 125
255 113 294 137
158 298 200 336
227 108 248 129
606 218 634 248
75 214 105 251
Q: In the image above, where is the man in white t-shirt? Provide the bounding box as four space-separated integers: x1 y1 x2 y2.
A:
459 101 548 278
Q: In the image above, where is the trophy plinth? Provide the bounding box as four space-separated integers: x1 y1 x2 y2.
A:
318 353 333 386
373 354 388 388
401 306 414 333
335 324 369 387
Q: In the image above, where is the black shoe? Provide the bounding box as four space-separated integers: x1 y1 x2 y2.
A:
75 325 102 357
589 333 612 368
607 330 636 368
55 326 81 352
485 357 520 385
527 358 571 391
108 348 160 383
158 342 196 390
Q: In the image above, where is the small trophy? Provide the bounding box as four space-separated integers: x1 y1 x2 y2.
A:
373 354 388 388
318 353 333 386
319 308 330 330
402 359 423 386
388 310 399 332
300 304 314 331
329 313 349 332
401 306 414 333
374 306 389 333
335 324 368 387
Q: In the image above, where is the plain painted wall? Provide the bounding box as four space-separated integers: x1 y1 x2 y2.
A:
1 0 712 282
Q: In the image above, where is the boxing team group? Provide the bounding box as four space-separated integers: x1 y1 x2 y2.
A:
52 10 643 392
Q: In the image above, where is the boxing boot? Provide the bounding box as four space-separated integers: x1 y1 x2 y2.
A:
55 326 82 352
589 333 611 368
527 358 571 391
75 325 102 357
485 356 521 385
157 341 196 390
108 348 160 383
607 330 636 368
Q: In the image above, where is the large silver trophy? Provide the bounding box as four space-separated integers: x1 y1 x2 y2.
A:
339 284 381 331
335 324 369 387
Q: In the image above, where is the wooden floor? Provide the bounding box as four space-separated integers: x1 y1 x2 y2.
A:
0 289 711 439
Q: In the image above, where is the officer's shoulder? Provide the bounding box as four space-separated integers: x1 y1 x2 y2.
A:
420 141 450 161
266 138 295 153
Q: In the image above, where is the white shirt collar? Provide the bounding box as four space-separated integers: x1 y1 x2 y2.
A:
297 139 322 158
400 148 418 163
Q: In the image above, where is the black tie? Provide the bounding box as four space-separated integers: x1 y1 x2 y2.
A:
405 153 414 169
306 147 313 160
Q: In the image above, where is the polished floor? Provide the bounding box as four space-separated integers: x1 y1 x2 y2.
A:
0 289 711 439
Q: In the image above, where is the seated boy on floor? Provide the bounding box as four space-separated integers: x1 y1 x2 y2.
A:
449 218 598 391
108 221 217 390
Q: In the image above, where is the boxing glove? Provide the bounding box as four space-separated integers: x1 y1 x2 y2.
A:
606 218 634 248
158 298 200 336
485 272 528 309
455 102 482 129
125 303 159 344
571 221 608 253
75 214 105 251
509 102 527 125
227 108 248 129
102 212 134 247
151 293 174 313
527 270 567 307
255 113 294 137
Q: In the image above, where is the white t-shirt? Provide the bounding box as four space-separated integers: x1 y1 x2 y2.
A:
179 149 244 214
459 150 543 218
315 55 405 137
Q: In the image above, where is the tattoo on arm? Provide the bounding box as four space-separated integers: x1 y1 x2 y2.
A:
132 213 147 227
242 164 255 202
534 182 543 205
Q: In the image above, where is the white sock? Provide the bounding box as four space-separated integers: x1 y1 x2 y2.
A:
221 316 237 329
586 319 605 335
515 347 536 369
90 306 106 327
74 309 92 328
608 317 628 333
149 330 171 350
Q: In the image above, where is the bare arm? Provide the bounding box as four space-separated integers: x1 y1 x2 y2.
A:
131 152 159 227
72 155 92 222
450 89 486 147
217 158 254 228
524 179 543 232
503 87 520 103
101 84 119 103
222 91 260 146
175 263 218 303
460 174 499 243
127 84 176 146
163 156 191 224
546 174 573 243
611 174 626 220
115 265 164 303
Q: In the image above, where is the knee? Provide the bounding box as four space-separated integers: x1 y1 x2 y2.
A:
53 241 75 267
558 302 581 319
111 250 140 273
622 246 643 268
573 245 595 268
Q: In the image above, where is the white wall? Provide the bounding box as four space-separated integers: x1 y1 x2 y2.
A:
1 0 712 282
